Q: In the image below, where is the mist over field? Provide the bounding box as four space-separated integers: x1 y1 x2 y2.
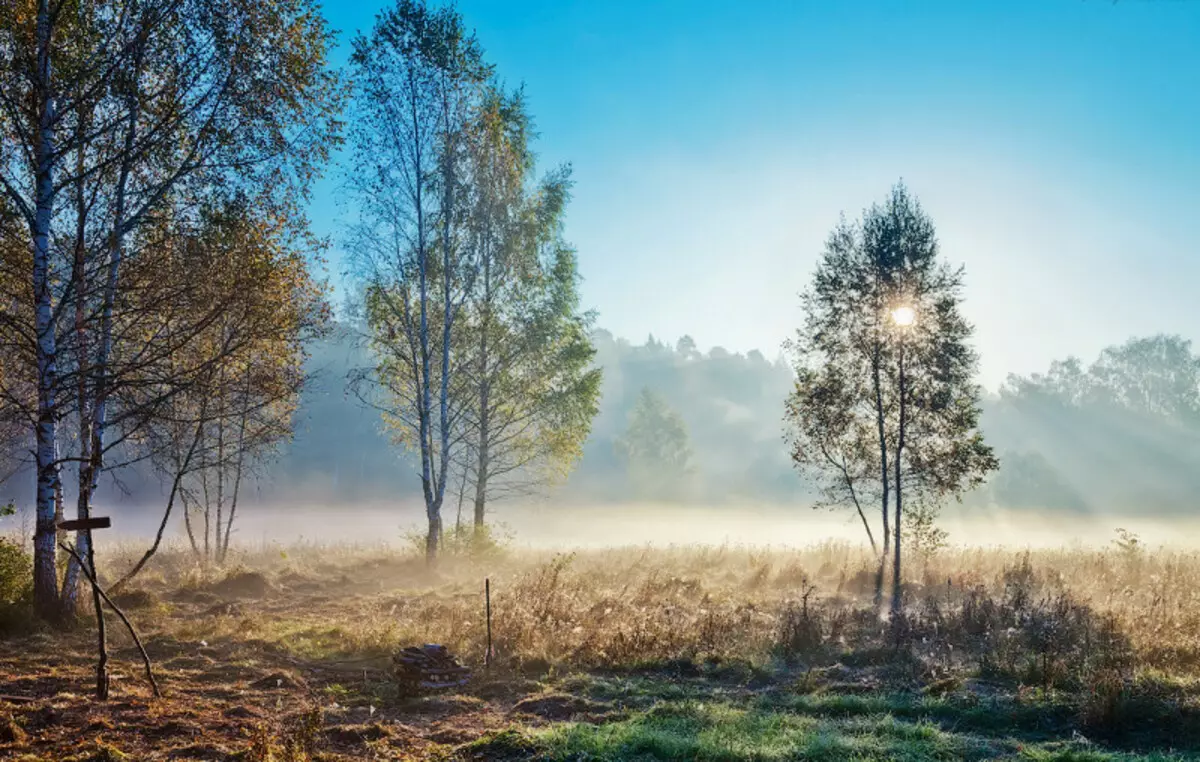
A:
91 501 1200 553
11 324 1198 552
9 323 1200 555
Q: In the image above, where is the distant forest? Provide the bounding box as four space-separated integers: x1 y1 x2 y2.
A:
14 325 1191 518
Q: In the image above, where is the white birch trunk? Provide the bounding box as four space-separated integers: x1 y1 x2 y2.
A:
31 0 61 617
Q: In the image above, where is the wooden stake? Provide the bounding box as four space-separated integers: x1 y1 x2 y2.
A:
485 578 492 669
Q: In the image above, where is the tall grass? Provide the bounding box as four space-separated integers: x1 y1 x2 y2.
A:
103 535 1200 684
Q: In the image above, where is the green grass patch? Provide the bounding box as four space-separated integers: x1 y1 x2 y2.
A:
534 700 997 761
492 674 1200 761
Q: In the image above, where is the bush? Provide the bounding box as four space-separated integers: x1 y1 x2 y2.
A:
401 521 511 560
777 583 824 662
0 537 32 606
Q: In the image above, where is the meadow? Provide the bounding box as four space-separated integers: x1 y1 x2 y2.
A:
1 533 1199 760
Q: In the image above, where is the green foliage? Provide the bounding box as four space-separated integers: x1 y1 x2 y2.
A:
452 90 602 516
903 501 949 563
400 521 510 559
615 387 693 500
0 537 30 606
785 182 996 553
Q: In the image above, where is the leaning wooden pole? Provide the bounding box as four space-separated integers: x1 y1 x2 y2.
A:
83 529 108 699
60 543 161 698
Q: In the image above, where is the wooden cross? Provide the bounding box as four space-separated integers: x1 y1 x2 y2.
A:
58 516 160 701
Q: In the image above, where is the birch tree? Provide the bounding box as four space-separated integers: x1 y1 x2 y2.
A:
785 183 996 615
454 90 600 534
785 216 898 606
348 0 490 564
0 0 69 617
112 196 327 586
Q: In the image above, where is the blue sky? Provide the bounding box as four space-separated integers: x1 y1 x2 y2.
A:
310 0 1200 390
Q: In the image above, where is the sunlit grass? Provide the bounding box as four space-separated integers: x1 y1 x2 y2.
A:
98 536 1200 678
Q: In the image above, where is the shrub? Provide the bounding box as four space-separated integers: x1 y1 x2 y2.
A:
903 502 949 564
0 537 32 606
777 582 824 662
400 521 511 560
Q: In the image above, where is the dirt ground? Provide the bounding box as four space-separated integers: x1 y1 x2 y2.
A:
0 558 568 761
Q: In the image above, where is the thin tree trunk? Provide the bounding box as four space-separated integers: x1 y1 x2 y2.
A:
31 0 61 618
220 377 249 565
473 379 489 531
434 80 456 558
202 488 210 563
871 348 890 611
405 66 438 566
201 440 212 563
455 459 468 534
64 61 140 613
61 105 91 611
53 473 64 565
112 407 207 592
61 461 92 616
182 491 200 558
473 251 491 533
891 340 907 617
473 448 488 530
215 388 225 562
85 525 108 698
854 500 877 556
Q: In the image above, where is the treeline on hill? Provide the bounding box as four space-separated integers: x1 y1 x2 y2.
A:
980 334 1200 515
8 327 1199 520
270 328 1200 517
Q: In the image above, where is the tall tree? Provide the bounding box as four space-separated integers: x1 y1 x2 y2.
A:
786 214 896 605
348 0 491 564
0 0 68 618
615 387 693 500
785 183 996 614
111 197 328 587
454 89 600 533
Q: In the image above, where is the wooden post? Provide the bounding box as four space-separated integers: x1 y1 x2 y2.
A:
485 578 492 670
57 517 112 532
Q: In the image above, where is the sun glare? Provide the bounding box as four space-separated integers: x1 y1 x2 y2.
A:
892 305 916 327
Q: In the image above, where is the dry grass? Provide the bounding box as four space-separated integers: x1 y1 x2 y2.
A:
0 535 1198 759
103 537 1200 676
